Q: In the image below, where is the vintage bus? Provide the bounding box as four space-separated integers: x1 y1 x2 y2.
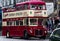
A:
2 0 48 39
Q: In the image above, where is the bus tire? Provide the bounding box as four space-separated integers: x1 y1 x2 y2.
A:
24 31 29 39
6 31 11 38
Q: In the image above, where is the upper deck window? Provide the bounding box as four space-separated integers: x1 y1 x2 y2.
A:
24 4 28 9
30 4 45 10
30 5 37 9
38 5 45 10
16 4 28 10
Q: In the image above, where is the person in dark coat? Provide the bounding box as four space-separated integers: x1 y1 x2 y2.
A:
55 17 60 26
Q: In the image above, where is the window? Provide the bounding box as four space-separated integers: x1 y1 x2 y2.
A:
23 0 28 2
38 19 43 25
7 21 10 26
20 5 23 10
30 5 37 9
19 20 23 26
38 5 43 9
16 5 23 10
38 5 45 9
30 18 38 26
16 6 20 10
7 21 15 26
16 20 19 26
24 4 28 9
16 0 19 3
5 0 7 6
12 21 16 26
24 18 28 26
10 21 13 26
43 5 45 9
20 0 23 2
9 0 11 5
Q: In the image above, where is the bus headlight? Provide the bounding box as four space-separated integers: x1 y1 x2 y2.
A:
44 12 46 15
29 30 32 33
45 31 47 33
43 26 46 28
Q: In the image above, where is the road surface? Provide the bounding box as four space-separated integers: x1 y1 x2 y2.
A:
0 36 49 41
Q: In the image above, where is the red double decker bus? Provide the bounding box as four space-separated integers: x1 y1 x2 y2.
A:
2 0 48 39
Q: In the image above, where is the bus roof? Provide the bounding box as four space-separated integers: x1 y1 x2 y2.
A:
16 1 45 6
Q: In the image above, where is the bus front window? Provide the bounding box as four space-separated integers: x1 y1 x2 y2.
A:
38 5 45 10
30 18 38 26
38 19 43 25
38 18 47 26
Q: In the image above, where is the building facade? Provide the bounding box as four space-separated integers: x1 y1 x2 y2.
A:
2 0 14 7
1 0 43 7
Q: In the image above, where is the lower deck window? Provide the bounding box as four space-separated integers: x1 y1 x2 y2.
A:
16 20 19 26
7 21 10 26
6 18 46 26
30 18 38 25
38 19 43 25
19 20 23 26
7 21 15 26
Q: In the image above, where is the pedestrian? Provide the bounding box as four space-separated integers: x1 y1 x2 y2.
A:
55 16 60 26
47 17 53 31
51 17 55 30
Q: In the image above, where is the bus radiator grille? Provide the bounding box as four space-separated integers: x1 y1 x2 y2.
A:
35 30 43 35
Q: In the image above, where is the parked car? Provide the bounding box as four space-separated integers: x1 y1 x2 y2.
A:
49 28 60 41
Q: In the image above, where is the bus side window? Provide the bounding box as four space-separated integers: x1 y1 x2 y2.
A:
14 21 16 26
24 4 28 9
19 20 23 26
16 20 19 26
7 21 10 26
30 18 38 25
24 18 28 26
10 21 13 26
38 19 43 25
12 21 16 26
7 21 16 26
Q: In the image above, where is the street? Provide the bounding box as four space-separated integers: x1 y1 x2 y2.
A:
0 31 49 41
0 36 49 41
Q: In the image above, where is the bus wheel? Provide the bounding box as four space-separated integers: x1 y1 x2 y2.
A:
24 31 29 39
6 31 10 38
